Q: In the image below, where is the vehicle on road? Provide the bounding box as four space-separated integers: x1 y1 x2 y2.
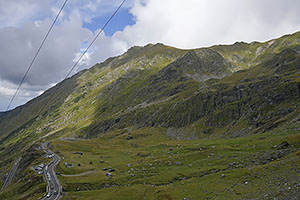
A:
47 172 52 181
40 145 61 200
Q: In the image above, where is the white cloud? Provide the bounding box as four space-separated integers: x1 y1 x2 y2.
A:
0 0 58 28
112 0 300 49
0 78 43 110
73 51 92 69
0 81 16 97
0 13 92 86
0 9 95 110
61 0 134 26
0 0 131 111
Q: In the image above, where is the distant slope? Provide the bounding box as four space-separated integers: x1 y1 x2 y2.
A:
0 31 300 200
211 31 300 71
83 46 300 138
0 73 81 143
0 31 299 147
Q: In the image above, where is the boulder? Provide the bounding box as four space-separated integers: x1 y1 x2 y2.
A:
127 136 134 140
132 143 138 148
278 141 289 149
174 161 182 166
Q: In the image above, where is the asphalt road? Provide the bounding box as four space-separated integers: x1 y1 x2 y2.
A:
0 157 21 193
41 145 62 200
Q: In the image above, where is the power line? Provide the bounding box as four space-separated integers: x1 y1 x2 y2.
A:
37 0 127 116
65 0 127 79
5 0 68 112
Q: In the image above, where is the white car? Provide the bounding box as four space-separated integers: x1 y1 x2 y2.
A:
46 193 51 198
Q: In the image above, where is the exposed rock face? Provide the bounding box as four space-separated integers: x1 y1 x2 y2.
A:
1 32 300 142
83 46 300 138
278 141 290 150
150 49 231 83
1 32 300 200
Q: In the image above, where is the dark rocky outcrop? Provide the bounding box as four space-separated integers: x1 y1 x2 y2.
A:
83 47 300 138
278 141 290 149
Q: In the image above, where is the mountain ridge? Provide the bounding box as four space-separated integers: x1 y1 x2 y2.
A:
0 31 299 200
1 31 300 141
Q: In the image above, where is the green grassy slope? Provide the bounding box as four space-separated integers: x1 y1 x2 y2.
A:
0 32 300 199
82 46 299 139
0 73 82 142
211 31 300 71
51 125 300 199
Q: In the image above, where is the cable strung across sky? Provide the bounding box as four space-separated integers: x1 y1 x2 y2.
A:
4 0 126 114
35 0 127 117
5 0 68 112
65 0 127 79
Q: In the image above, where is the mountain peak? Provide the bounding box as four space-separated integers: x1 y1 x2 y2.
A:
1 31 300 200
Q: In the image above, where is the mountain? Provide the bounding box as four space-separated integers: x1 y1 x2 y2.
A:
0 112 5 117
0 32 299 200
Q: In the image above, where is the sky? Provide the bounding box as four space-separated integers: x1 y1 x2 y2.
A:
1 0 300 111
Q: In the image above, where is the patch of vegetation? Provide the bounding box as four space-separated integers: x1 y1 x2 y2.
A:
0 31 300 199
49 125 300 200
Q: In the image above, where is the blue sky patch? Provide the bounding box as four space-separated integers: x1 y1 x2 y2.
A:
83 8 135 37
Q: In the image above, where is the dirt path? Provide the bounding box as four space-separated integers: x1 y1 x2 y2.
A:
60 171 94 177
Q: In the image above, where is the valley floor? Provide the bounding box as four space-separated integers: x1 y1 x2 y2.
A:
47 125 300 200
1 30 300 200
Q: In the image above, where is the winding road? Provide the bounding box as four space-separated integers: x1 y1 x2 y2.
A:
0 157 21 193
0 144 62 199
41 144 62 200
